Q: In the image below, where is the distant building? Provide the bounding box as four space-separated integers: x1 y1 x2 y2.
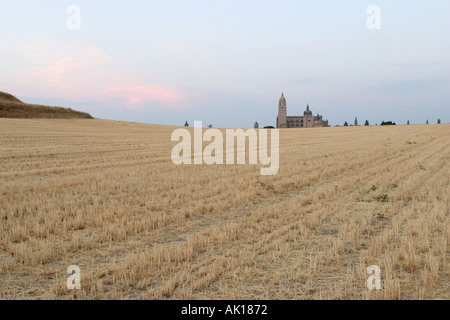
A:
276 93 329 128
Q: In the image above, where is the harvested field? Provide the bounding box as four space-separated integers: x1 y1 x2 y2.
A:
0 119 448 299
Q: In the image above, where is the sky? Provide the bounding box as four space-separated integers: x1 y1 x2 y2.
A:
1 0 449 127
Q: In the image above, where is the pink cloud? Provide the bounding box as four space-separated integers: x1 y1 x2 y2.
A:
2 40 192 111
102 86 188 110
32 57 83 89
29 44 118 96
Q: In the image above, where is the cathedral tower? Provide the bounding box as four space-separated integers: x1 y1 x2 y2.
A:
303 104 313 128
277 93 287 128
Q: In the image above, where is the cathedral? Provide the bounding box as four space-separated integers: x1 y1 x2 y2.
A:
276 93 329 128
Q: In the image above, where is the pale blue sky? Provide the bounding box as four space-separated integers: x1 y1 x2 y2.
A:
1 0 449 127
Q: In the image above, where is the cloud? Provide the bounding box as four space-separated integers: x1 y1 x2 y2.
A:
1 40 191 111
101 86 189 110
373 78 449 95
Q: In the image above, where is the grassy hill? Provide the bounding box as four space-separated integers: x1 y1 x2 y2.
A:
0 91 93 119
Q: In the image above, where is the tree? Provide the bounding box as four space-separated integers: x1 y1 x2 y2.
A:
364 120 369 126
437 119 441 124
407 120 410 125
426 119 429 124
344 121 349 127
381 121 396 126
264 126 275 129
